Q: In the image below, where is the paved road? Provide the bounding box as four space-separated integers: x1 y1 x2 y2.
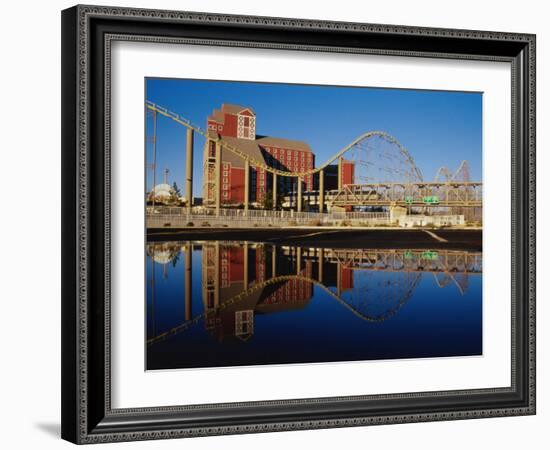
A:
147 227 482 251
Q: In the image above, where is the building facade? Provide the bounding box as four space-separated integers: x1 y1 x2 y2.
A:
324 159 355 191
200 243 355 342
203 104 315 207
201 243 314 342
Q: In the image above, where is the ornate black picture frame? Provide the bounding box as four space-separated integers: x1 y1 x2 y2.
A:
61 4 536 444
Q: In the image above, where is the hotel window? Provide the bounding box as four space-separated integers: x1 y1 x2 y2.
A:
235 310 254 337
241 116 252 139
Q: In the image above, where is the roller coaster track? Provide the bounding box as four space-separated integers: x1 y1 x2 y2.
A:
146 101 423 179
147 272 419 346
434 160 470 182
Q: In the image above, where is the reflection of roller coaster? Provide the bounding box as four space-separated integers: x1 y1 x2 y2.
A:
145 101 481 215
146 242 481 346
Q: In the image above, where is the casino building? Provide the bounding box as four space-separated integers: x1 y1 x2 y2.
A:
203 103 355 209
201 243 354 342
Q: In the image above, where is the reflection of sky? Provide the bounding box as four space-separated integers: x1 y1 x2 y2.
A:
146 79 482 193
146 247 482 370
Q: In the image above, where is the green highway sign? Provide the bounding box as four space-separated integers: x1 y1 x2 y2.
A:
422 195 440 204
421 251 439 260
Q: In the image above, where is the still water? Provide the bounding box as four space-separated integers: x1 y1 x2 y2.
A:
146 241 482 370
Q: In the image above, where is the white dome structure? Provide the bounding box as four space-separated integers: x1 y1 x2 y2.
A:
146 243 180 264
151 183 173 198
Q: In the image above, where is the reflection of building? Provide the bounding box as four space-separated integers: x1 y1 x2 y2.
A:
146 242 482 349
204 104 316 206
202 243 313 342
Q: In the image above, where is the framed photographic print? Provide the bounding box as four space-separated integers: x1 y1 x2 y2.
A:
61 5 536 444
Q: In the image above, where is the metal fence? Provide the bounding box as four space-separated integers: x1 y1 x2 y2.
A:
146 206 388 220
146 207 391 228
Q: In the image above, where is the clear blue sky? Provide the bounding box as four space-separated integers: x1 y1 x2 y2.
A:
145 78 482 195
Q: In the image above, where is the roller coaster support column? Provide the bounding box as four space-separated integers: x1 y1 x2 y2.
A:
297 177 303 212
338 157 343 191
215 141 221 216
151 110 158 210
318 248 324 283
337 264 342 297
185 242 192 321
272 173 277 210
319 169 325 213
214 242 220 308
244 159 250 214
271 245 277 278
185 129 194 214
244 242 249 288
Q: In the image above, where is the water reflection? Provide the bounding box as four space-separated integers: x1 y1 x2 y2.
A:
146 241 482 370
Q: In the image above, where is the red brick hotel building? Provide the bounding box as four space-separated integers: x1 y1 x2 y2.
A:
203 103 354 207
